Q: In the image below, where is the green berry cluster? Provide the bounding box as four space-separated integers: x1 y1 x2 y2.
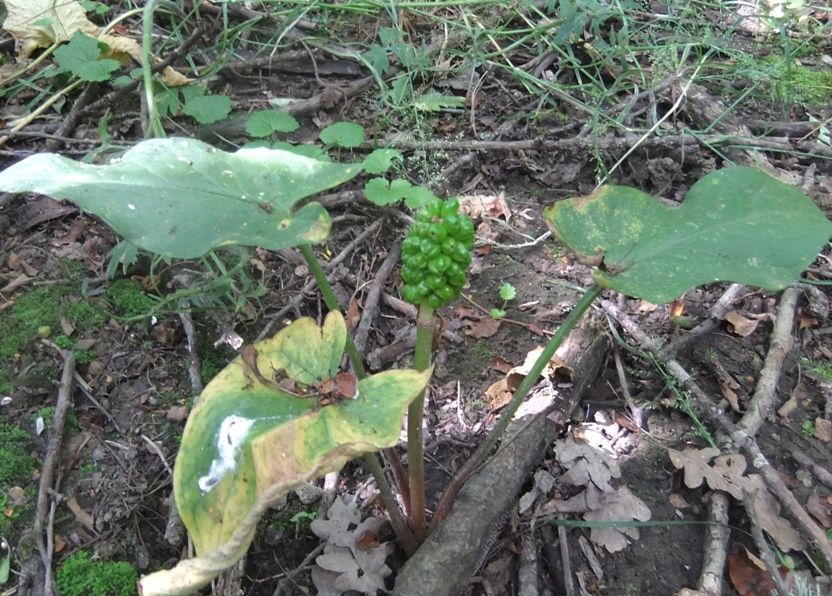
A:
400 197 474 308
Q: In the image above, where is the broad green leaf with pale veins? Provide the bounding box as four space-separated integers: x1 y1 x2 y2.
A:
543 167 832 304
139 312 430 595
0 138 365 258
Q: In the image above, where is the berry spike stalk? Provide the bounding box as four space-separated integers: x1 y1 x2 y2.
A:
401 197 475 542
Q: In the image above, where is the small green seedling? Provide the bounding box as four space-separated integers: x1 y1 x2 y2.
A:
803 420 816 437
491 283 517 319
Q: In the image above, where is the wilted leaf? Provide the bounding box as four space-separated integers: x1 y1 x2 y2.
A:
724 311 760 337
138 313 430 595
806 493 832 528
745 475 806 552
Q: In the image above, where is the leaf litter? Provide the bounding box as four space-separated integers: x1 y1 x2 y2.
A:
310 496 392 595
537 435 651 554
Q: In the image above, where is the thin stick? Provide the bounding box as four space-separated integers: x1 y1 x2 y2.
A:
739 284 798 436
353 243 402 354
698 492 730 596
35 346 76 596
664 284 745 358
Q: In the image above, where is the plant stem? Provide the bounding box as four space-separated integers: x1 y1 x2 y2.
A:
429 283 602 532
407 302 435 544
142 0 165 139
298 244 367 378
298 244 415 547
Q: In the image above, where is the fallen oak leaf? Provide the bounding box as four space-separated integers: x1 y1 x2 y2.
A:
584 487 651 553
668 448 746 500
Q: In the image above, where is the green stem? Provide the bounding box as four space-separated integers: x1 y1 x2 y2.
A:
298 244 367 378
142 0 165 139
429 284 603 532
298 244 414 546
407 302 435 544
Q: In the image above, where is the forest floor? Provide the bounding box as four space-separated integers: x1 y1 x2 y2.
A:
1 1 832 595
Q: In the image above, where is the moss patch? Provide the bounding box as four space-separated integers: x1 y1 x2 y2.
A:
105 279 156 318
56 550 138 596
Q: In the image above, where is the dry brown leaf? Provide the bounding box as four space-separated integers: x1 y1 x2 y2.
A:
668 448 746 500
814 417 832 442
806 493 832 528
484 378 512 409
487 357 513 375
0 273 31 294
59 315 75 337
745 474 806 552
584 487 651 553
458 192 511 220
67 496 95 531
777 381 806 419
165 406 189 422
724 311 760 337
669 493 689 509
345 297 360 332
729 544 777 596
465 316 501 338
554 437 621 492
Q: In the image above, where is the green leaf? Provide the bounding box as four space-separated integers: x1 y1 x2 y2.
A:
491 308 506 319
53 31 119 82
245 110 300 137
402 185 440 209
412 91 466 112
183 94 232 124
543 167 832 304
364 177 412 206
364 45 390 74
0 138 364 258
271 142 326 159
499 282 516 301
150 312 431 594
320 122 364 148
362 148 402 175
106 240 140 279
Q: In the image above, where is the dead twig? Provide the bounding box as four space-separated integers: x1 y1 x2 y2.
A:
698 491 730 596
739 284 799 436
790 450 832 489
35 344 76 596
353 242 401 355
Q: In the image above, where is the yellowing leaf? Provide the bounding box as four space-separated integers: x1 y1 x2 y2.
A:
3 0 97 58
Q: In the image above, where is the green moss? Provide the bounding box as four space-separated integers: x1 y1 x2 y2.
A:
105 279 156 318
0 423 36 486
0 287 105 362
55 551 138 596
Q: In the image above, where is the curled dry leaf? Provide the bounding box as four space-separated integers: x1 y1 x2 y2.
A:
723 310 762 337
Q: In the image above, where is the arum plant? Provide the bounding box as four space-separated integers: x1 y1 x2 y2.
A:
1 127 830 596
